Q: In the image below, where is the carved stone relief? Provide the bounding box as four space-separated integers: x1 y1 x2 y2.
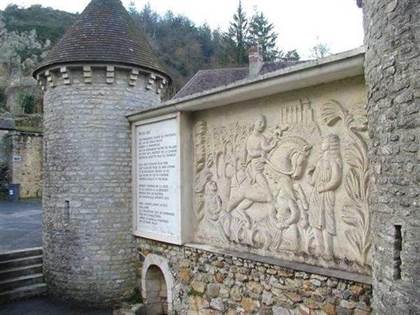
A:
192 94 371 274
321 100 371 266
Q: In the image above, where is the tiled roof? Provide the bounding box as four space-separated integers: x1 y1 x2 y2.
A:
174 60 300 99
260 60 301 75
33 0 169 79
174 67 248 99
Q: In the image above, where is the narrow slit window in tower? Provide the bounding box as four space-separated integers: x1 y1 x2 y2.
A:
393 224 402 280
64 200 70 223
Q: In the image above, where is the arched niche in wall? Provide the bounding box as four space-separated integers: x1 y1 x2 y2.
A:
141 254 174 314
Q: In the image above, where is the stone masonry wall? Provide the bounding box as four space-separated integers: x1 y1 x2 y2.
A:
41 66 163 306
362 0 420 313
137 238 372 315
0 130 10 196
9 132 42 198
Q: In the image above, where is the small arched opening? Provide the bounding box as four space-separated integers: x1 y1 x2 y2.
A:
144 265 168 315
141 254 174 314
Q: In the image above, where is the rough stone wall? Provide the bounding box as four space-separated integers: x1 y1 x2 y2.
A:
6 78 41 115
0 130 10 196
362 0 420 313
41 67 162 306
9 131 42 198
137 238 372 315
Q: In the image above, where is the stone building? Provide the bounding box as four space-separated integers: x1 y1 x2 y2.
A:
7 131 43 198
360 0 419 313
0 73 43 199
0 120 42 199
34 0 418 314
33 0 170 306
0 8 45 199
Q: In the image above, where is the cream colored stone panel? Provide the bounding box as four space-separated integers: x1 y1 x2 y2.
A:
191 76 370 275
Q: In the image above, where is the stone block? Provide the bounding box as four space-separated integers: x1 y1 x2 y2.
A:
272 305 294 315
241 298 260 313
206 284 220 298
210 298 225 312
191 280 206 294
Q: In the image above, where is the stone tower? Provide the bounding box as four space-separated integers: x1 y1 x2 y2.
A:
361 0 419 314
33 0 170 306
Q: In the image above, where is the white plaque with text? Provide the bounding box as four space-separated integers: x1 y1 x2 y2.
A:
134 117 181 244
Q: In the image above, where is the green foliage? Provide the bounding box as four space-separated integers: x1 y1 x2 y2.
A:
130 5 232 89
1 3 300 90
0 162 9 199
0 89 5 110
225 0 249 65
132 3 159 40
18 93 36 114
249 10 279 61
187 287 204 297
125 287 143 304
3 4 76 44
15 44 43 63
0 5 76 75
225 4 300 64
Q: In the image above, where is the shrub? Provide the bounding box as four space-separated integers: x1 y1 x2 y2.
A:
0 89 5 110
18 93 36 114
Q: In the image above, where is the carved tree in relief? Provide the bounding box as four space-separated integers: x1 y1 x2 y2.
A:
321 100 371 266
193 121 208 222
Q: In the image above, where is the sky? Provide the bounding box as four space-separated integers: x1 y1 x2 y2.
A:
0 0 364 58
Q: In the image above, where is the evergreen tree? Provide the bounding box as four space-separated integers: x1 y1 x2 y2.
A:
2 3 302 91
137 3 159 40
212 28 233 66
197 23 214 63
225 0 249 65
249 10 279 61
128 1 136 15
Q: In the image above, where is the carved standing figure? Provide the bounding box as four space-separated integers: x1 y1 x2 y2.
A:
204 180 223 221
308 134 342 260
227 115 276 214
195 171 229 241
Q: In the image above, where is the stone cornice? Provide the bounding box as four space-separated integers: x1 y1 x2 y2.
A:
36 63 168 95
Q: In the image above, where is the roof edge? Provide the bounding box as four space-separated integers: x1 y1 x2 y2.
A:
128 47 366 122
173 70 205 98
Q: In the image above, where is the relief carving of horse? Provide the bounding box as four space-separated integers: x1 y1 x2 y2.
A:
221 136 312 251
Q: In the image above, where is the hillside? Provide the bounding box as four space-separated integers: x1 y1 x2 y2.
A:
0 4 231 90
0 3 301 113
2 4 77 44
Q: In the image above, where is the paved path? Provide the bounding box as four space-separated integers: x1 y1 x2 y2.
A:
0 297 112 315
0 201 114 314
0 199 42 253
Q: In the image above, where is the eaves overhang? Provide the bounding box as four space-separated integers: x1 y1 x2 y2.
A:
128 47 365 122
